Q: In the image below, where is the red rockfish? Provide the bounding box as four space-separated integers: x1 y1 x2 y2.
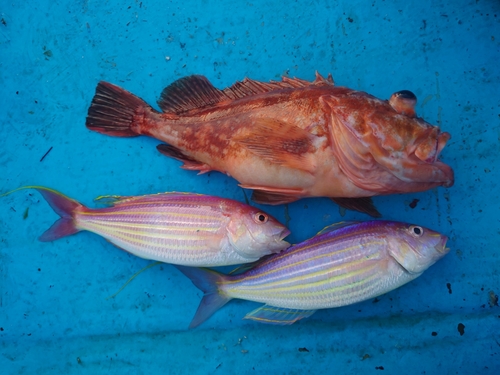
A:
175 221 449 327
8 187 290 267
86 73 454 216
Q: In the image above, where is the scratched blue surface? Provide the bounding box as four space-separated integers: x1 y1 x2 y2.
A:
0 1 499 374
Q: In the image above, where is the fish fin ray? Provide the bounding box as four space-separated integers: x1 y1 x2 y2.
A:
244 305 316 325
86 81 149 137
39 218 80 242
247 188 303 205
156 144 213 173
93 195 142 206
316 221 361 235
224 74 333 100
158 74 335 114
158 75 227 114
175 266 231 329
331 197 381 217
11 186 83 241
235 118 316 172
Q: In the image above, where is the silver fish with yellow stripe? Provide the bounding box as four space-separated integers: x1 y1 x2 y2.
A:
6 186 290 266
176 220 449 327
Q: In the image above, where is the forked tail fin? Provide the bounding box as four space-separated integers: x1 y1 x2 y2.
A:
86 81 151 137
175 265 232 329
1 186 83 241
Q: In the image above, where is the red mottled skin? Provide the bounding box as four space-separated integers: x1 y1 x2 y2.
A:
86 73 454 205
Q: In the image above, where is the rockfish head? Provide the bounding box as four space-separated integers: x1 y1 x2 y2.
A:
385 221 449 274
325 89 454 194
225 204 290 260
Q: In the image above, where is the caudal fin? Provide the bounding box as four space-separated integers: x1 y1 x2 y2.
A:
86 81 151 137
1 186 83 242
31 187 83 241
175 265 232 329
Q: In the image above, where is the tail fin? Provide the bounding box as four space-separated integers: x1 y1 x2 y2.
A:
1 186 82 242
86 81 151 137
175 265 232 329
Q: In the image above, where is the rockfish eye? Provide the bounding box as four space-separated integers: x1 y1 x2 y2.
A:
409 225 423 237
254 212 269 224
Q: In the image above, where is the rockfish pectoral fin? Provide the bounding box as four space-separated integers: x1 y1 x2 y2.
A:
157 144 213 173
235 118 316 173
244 305 317 325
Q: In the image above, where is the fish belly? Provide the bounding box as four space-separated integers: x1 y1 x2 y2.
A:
225 244 418 310
73 207 242 266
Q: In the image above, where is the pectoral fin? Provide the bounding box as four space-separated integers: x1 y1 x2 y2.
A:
244 305 316 325
235 118 316 173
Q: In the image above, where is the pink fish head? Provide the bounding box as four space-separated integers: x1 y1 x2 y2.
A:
225 203 291 259
324 90 454 194
386 222 449 274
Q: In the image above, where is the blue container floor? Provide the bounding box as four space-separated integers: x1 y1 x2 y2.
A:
1 1 499 374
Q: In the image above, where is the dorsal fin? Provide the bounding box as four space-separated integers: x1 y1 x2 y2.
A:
157 73 335 114
316 221 360 236
93 195 145 206
157 75 227 113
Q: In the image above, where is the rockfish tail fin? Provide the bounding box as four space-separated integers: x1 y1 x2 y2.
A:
86 81 152 137
175 265 232 329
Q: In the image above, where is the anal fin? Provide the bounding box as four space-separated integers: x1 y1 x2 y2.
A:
241 185 304 205
244 305 316 325
331 197 381 218
157 144 212 174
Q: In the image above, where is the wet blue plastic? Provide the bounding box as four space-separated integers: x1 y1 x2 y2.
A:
1 1 499 373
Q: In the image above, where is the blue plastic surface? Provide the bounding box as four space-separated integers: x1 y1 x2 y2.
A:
1 1 499 374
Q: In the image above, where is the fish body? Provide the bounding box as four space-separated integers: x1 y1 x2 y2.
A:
86 73 454 216
176 220 449 327
17 187 290 267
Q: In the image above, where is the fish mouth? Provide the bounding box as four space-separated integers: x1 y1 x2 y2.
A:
280 228 291 241
433 160 455 187
434 235 450 254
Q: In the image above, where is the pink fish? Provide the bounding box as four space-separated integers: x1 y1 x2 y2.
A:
176 220 449 327
8 186 290 267
86 73 454 216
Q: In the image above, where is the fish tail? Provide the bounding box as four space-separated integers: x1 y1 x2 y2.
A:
86 81 151 137
175 265 232 329
2 186 83 241
32 187 84 241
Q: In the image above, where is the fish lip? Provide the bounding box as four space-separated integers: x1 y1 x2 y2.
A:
280 228 291 241
434 160 455 187
435 235 450 254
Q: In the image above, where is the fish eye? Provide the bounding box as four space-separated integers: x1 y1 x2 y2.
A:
409 225 424 237
254 212 269 224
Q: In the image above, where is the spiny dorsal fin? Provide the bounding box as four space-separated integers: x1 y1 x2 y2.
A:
157 73 335 114
157 75 227 114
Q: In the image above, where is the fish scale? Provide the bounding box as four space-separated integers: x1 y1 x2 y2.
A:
176 220 449 327
86 74 454 217
3 187 290 267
